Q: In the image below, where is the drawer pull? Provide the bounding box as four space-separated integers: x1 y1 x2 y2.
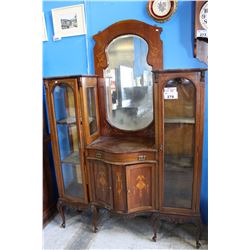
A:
138 155 146 161
96 152 102 159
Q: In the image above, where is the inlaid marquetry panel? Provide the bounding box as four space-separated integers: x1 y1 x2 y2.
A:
126 164 155 212
112 165 127 212
88 160 113 208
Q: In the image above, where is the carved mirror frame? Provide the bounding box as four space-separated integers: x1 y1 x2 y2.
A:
93 19 163 137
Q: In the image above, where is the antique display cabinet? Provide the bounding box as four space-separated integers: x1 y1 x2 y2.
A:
89 19 163 233
44 75 100 227
44 19 207 249
153 68 206 248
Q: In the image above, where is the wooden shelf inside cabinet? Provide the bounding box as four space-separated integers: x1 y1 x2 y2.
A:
164 117 195 124
61 151 80 165
57 116 76 125
65 182 83 198
165 155 193 169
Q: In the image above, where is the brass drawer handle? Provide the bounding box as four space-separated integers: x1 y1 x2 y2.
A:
96 152 102 159
138 155 146 161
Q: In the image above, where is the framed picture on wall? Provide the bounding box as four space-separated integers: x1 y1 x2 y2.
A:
42 12 48 42
51 4 86 40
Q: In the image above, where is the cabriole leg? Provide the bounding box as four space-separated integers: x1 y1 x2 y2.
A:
92 205 98 233
195 218 202 249
151 213 158 242
57 200 65 228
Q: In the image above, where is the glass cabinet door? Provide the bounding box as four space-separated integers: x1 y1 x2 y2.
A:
86 87 98 135
53 84 84 200
163 78 196 209
79 77 100 145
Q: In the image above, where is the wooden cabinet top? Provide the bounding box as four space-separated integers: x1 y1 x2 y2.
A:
86 136 156 153
43 75 98 80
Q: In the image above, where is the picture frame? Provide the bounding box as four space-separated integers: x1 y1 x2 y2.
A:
42 12 48 42
51 4 86 40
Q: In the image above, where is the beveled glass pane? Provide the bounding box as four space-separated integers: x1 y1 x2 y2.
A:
53 84 84 199
87 87 97 135
62 163 83 199
104 35 153 131
163 78 195 209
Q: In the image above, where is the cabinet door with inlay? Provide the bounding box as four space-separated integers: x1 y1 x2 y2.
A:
126 164 155 213
112 165 127 212
88 160 113 209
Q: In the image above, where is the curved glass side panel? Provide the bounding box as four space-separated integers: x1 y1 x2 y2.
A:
163 78 196 209
104 35 153 131
53 84 84 199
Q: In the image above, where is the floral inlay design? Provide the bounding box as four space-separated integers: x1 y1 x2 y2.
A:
98 171 107 191
136 175 146 197
116 173 122 196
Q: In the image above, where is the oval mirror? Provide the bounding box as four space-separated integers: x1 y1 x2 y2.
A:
104 35 153 131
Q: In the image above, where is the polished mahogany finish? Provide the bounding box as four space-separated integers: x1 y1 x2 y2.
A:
93 20 163 138
44 75 100 227
44 18 207 248
93 20 163 77
86 136 157 216
153 68 206 248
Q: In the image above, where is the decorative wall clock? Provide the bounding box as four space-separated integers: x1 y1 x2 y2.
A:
194 1 208 64
147 0 178 22
199 1 208 30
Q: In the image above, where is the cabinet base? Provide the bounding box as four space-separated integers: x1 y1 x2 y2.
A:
91 204 157 238
153 213 202 248
57 198 89 228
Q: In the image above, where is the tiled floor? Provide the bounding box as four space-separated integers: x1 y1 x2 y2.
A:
43 208 208 250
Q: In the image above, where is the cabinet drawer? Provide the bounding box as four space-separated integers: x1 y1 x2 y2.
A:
87 149 156 164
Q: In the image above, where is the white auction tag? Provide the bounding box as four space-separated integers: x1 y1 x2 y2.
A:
164 87 178 99
197 29 208 38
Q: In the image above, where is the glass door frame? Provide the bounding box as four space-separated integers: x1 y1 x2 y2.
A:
44 77 89 204
79 77 100 145
156 71 204 215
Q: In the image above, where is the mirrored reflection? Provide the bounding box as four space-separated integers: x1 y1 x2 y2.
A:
104 35 153 131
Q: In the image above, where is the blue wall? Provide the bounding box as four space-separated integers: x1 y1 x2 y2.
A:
43 0 208 223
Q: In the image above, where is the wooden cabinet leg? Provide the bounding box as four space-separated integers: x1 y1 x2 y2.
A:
57 200 65 228
195 218 202 249
151 213 158 242
92 205 98 233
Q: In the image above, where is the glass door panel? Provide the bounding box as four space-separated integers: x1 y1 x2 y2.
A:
163 78 195 209
53 84 84 199
62 163 83 199
87 87 97 135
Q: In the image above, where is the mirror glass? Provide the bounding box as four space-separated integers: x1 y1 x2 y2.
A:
104 35 153 131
